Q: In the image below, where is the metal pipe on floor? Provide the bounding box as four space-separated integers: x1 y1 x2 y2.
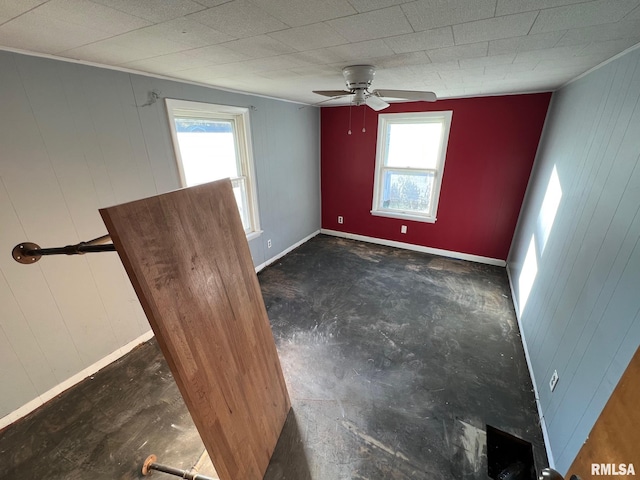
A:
141 454 216 480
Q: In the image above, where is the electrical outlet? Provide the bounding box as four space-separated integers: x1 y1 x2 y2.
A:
549 370 559 392
267 239 272 249
401 225 407 234
338 216 344 224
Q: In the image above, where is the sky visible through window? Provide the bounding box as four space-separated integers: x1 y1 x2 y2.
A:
383 122 442 214
174 118 238 187
386 123 441 169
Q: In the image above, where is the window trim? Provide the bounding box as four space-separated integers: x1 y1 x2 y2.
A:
165 98 261 238
371 110 453 224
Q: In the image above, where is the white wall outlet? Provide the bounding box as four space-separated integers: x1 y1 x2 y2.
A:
267 239 272 248
401 225 407 234
338 216 344 224
549 369 559 392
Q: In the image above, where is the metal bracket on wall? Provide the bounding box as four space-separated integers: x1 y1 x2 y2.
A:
11 234 115 264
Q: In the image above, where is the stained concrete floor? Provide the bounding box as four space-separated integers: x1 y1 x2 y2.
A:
0 235 546 479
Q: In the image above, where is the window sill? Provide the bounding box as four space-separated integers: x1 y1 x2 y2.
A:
246 230 263 241
370 210 437 223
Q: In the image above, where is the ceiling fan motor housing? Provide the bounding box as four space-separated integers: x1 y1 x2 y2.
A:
342 65 376 91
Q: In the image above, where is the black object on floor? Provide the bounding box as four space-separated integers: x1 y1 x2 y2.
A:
487 424 536 480
539 467 571 479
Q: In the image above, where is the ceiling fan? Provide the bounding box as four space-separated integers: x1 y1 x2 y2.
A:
313 65 437 111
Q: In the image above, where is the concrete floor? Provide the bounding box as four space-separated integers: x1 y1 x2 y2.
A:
0 235 546 479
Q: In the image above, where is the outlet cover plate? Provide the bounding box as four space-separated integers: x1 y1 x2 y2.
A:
549 370 559 392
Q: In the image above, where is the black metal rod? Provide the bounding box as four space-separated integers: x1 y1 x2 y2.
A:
146 461 216 480
27 244 116 256
12 234 116 264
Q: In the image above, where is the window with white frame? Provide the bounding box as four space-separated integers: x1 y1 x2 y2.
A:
165 99 260 237
371 111 452 223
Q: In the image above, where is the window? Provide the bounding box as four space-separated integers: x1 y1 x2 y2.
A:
165 99 260 237
371 111 452 223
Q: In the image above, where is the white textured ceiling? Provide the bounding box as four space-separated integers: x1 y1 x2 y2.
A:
1 0 640 105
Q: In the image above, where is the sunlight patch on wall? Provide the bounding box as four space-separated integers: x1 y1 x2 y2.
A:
537 166 562 255
517 166 562 316
518 235 538 316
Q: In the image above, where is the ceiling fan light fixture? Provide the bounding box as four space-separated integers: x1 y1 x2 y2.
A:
352 89 366 106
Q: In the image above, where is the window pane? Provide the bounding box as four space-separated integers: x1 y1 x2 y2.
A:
174 118 239 186
381 170 435 214
386 122 442 169
231 177 250 231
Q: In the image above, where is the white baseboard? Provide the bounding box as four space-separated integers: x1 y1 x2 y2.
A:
320 229 506 266
506 263 555 469
255 230 320 273
0 329 155 430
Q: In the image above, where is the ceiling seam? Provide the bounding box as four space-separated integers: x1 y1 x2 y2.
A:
0 0 52 28
526 10 541 36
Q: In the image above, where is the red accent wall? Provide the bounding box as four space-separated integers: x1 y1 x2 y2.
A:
320 93 551 261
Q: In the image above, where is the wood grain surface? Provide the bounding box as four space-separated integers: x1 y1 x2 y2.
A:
568 346 640 479
100 179 290 480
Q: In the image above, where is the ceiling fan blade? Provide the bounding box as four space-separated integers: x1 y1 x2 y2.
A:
312 90 351 98
374 89 437 102
365 95 390 111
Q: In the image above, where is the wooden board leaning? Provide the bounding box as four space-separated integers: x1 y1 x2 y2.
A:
100 179 290 480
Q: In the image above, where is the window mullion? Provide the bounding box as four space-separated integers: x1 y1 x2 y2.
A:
230 118 244 178
381 166 436 175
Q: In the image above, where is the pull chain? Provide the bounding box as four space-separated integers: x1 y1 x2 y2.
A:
362 106 366 133
348 102 352 135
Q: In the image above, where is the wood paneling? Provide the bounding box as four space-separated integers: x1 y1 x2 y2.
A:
100 179 290 480
568 346 640 479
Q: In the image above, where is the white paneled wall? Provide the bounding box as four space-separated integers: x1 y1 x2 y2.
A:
508 46 640 473
0 52 150 420
0 50 320 423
